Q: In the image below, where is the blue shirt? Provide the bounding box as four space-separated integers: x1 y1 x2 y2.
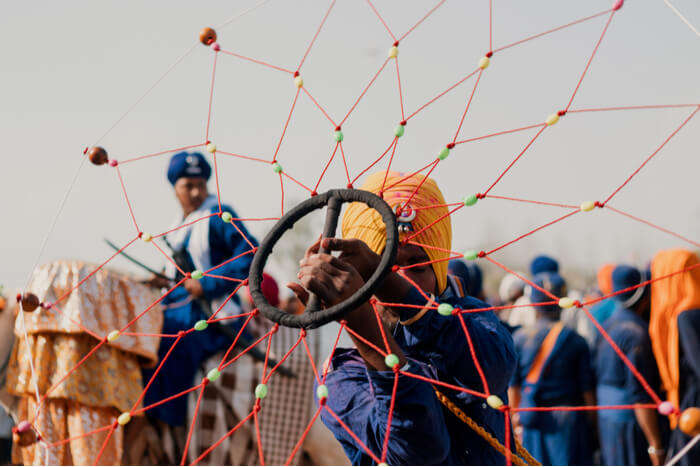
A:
318 283 517 465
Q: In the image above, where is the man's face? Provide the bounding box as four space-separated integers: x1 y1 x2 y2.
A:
174 177 208 215
395 243 438 296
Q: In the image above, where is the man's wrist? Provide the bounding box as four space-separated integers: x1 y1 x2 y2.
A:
647 445 665 456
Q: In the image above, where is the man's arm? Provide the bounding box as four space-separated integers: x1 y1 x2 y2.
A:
635 407 664 465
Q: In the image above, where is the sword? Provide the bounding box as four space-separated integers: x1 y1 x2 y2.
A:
104 238 173 282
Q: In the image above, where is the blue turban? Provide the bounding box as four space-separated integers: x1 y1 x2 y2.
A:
167 151 211 185
529 271 567 313
530 255 559 276
612 265 647 307
448 259 483 298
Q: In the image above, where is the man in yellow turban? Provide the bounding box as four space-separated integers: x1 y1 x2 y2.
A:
287 171 517 465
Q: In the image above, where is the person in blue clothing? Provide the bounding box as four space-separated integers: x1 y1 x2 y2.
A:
286 170 517 465
530 255 559 276
509 271 596 466
142 151 258 428
595 265 665 466
448 258 485 300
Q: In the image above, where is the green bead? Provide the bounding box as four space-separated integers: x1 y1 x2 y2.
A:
221 211 232 223
384 353 400 369
334 130 344 142
464 250 479 261
316 384 329 400
207 368 221 382
463 194 478 206
272 162 283 174
191 270 203 280
194 320 208 331
438 147 450 160
437 303 454 316
394 124 405 138
255 383 268 399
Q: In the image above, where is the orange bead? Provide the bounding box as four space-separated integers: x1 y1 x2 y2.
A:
12 422 37 447
88 146 108 166
679 407 700 437
20 293 40 312
199 27 217 46
0 296 6 311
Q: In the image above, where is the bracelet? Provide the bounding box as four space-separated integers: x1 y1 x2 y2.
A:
648 446 665 456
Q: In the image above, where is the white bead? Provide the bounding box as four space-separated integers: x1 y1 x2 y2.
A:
107 330 120 342
206 142 216 153
294 76 304 88
478 56 490 69
558 297 575 308
546 113 559 126
388 46 398 59
580 201 595 212
486 395 504 409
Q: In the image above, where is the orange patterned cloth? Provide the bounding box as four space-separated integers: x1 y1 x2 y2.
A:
6 260 164 465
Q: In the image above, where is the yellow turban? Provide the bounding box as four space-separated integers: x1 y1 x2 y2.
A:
341 170 452 293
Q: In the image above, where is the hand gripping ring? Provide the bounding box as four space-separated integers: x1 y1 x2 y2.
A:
249 188 398 329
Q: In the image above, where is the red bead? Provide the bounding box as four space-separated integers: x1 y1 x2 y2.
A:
679 407 700 436
199 27 217 46
88 146 108 166
20 293 40 312
12 422 37 447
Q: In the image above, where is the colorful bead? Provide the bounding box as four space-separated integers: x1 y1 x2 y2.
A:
194 320 208 331
464 250 479 261
545 113 559 126
316 384 329 400
206 142 216 153
210 42 220 51
658 401 674 416
199 27 217 46
438 147 450 160
272 162 283 174
478 56 490 70
117 412 131 425
437 303 454 316
613 0 624 11
486 395 504 409
141 232 152 242
221 211 233 223
463 194 478 206
385 353 400 369
107 330 120 342
20 293 40 312
206 368 221 382
580 201 595 212
88 146 109 166
109 159 118 167
191 270 204 280
558 297 575 309
388 46 398 59
679 407 700 436
394 124 405 138
255 383 268 399
334 130 344 142
294 75 304 88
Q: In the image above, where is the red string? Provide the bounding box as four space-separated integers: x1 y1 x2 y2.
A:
313 142 340 193
212 152 222 212
605 205 700 248
282 171 314 193
297 0 337 71
154 213 218 239
485 209 580 256
458 313 490 395
352 136 397 184
205 53 218 142
568 103 700 114
395 58 405 120
399 369 487 399
406 68 480 121
454 122 543 145
302 86 338 127
216 150 270 164
254 401 265 465
190 410 256 465
272 88 301 162
120 143 206 165
263 334 303 384
93 422 118 465
284 406 322 465
485 194 578 209
397 0 447 43
380 371 400 462
181 380 208 465
504 409 512 466
339 142 352 185
365 0 396 42
115 166 140 233
219 49 294 74
324 406 382 464
131 333 185 412
340 58 391 126
513 403 658 413
453 69 484 143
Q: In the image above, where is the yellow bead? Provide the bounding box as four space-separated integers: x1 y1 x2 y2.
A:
558 297 575 309
478 56 490 70
117 412 131 425
580 201 595 212
486 395 504 409
107 330 120 342
141 232 152 242
388 46 398 59
294 76 304 88
545 113 559 126
206 142 216 153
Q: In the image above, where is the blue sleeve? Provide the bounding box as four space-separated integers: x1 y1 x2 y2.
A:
320 361 451 465
574 334 595 392
623 330 658 403
510 330 526 387
678 309 700 382
397 292 517 398
199 206 258 301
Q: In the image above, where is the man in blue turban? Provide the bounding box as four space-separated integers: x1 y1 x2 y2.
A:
142 151 258 430
529 255 559 276
509 271 595 465
594 265 665 465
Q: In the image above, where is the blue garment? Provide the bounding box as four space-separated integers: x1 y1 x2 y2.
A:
167 151 211 185
669 308 700 465
512 319 594 465
318 282 517 465
142 201 257 426
590 298 616 325
594 305 660 465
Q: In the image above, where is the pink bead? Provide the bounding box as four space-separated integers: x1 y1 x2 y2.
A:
659 401 674 415
211 42 220 51
16 421 31 432
612 0 623 11
109 159 118 167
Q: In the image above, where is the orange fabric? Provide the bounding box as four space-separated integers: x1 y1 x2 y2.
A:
650 249 700 427
525 323 564 384
597 263 615 296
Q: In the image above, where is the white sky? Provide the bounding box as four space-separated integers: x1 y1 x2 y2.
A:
1 0 699 294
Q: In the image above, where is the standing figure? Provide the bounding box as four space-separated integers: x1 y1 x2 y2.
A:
650 249 700 465
595 265 664 465
509 272 595 466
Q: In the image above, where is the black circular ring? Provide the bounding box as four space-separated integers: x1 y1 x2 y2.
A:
249 188 398 329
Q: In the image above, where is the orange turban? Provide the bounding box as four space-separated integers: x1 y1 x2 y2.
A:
341 170 452 294
597 263 615 296
650 249 700 426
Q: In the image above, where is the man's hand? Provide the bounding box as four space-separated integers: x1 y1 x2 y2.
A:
145 275 171 289
184 278 204 298
322 238 380 282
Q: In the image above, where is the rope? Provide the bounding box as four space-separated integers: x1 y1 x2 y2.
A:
433 388 540 466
